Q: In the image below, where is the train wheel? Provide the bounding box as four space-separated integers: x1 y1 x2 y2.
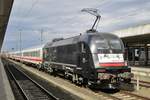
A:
72 74 83 86
48 67 53 74
37 64 41 70
83 78 88 87
52 68 57 77
87 80 94 88
64 71 69 79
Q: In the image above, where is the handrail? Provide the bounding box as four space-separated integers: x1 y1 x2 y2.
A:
131 67 150 91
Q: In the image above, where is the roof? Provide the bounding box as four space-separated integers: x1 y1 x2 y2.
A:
0 0 14 50
113 24 150 44
10 45 44 54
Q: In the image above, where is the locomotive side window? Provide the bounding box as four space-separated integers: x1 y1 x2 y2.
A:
81 43 86 53
43 48 49 61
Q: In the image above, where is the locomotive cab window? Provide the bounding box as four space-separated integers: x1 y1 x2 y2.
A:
90 36 109 48
90 35 109 53
95 40 109 49
109 40 122 50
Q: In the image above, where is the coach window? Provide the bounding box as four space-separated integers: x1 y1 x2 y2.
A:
31 52 33 57
34 51 36 57
35 51 37 57
31 51 34 57
27 52 30 56
28 52 31 56
37 50 40 57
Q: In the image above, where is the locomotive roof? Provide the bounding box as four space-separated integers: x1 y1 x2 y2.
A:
44 32 119 48
44 35 81 48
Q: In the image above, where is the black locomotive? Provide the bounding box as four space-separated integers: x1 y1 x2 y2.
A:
42 30 133 89
41 8 133 90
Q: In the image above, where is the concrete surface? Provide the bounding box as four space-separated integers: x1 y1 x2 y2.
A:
132 86 150 98
0 58 15 100
132 67 150 82
130 67 150 98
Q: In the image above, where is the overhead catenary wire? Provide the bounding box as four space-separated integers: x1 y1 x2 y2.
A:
15 0 39 30
13 0 40 51
24 0 39 17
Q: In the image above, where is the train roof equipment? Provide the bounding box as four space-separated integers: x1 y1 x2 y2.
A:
81 8 101 32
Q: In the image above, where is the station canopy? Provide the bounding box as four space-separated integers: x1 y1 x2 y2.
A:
113 24 150 44
0 0 14 50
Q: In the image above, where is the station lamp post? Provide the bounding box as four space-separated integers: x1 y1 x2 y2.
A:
41 29 44 46
19 30 22 61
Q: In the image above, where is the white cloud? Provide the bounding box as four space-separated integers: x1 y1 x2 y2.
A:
2 0 150 51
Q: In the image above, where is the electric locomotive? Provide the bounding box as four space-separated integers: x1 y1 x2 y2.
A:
42 29 133 89
42 8 133 90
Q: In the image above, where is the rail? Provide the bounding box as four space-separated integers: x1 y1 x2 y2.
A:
5 62 58 100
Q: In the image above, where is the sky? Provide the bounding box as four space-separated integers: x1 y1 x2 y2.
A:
2 0 150 51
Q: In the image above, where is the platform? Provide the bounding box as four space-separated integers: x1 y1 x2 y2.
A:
0 58 15 100
131 66 150 82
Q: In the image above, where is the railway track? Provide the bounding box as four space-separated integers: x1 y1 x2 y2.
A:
6 63 58 100
5 59 150 100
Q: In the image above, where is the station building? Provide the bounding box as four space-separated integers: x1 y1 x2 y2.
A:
113 24 150 67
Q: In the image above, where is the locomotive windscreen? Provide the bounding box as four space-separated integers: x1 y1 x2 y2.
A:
109 40 122 50
90 34 123 53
